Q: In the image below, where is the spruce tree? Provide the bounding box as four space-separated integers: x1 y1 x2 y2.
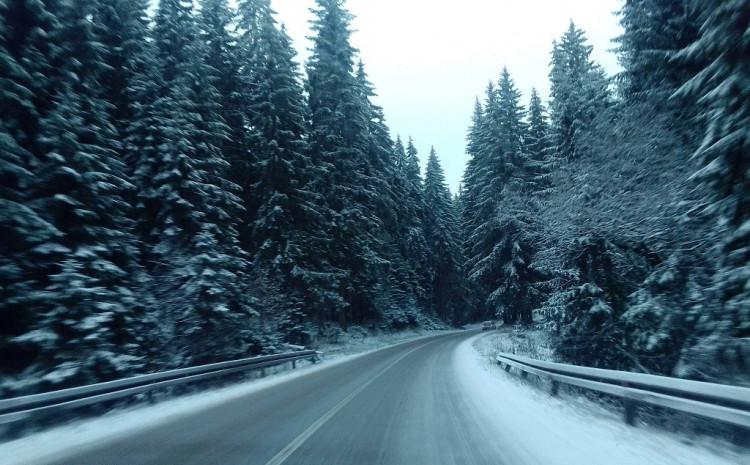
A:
423 148 466 322
464 68 539 323
616 0 700 107
390 136 431 309
460 98 487 256
525 89 552 196
133 0 252 366
199 0 247 179
674 0 750 382
355 62 424 317
94 0 153 139
549 22 610 160
0 1 65 391
19 0 145 388
306 0 388 326
237 0 338 335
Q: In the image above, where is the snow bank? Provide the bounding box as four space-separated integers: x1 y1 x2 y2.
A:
454 333 748 465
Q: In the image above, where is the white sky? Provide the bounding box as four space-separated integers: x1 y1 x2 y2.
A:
271 0 624 192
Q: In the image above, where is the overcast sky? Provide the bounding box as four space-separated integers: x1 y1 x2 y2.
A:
269 0 623 192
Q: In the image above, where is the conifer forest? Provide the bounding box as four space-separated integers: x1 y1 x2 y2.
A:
1 0 748 401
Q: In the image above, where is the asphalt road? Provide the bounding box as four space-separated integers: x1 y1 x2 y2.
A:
42 331 508 465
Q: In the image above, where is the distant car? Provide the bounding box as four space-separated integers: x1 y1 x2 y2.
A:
481 321 495 331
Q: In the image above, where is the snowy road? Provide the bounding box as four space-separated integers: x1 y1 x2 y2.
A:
33 331 510 465
7 330 744 465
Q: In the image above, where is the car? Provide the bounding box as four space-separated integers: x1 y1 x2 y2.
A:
481 321 495 331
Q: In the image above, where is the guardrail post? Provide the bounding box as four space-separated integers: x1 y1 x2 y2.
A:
624 399 638 426
550 380 559 397
291 359 296 369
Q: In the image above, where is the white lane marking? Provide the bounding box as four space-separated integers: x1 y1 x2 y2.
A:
261 341 434 465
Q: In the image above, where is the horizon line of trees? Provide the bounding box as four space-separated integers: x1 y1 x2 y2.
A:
0 0 470 397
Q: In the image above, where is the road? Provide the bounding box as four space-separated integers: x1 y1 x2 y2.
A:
41 331 508 465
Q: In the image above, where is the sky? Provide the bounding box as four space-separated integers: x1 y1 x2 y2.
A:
271 0 624 192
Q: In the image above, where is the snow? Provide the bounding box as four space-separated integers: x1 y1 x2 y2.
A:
454 333 749 465
0 329 457 465
4 330 743 465
41 362 80 384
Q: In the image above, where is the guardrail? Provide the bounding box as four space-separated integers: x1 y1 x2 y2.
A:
0 349 320 425
496 352 750 429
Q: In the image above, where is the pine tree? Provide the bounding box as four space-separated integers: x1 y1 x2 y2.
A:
0 0 61 158
16 0 146 388
464 68 539 323
199 0 247 178
472 82 504 225
495 68 528 186
525 89 552 196
94 0 153 139
460 98 487 257
674 0 750 383
616 0 700 107
132 0 253 366
355 62 425 317
355 61 398 223
549 22 610 160
236 0 339 336
306 0 389 326
0 0 66 391
423 148 467 323
390 136 431 309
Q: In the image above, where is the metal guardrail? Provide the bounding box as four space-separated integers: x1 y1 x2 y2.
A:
0 349 320 425
496 352 750 428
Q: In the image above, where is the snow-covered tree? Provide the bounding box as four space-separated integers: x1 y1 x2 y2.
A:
306 0 390 326
423 148 468 323
9 0 147 389
131 0 253 366
389 136 431 309
463 68 540 323
0 0 66 392
94 0 153 141
236 0 341 336
355 63 426 318
673 0 750 384
549 22 610 160
525 89 552 196
199 0 247 180
616 0 700 108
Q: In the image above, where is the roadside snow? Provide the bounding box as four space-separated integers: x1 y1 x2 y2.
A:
0 329 456 465
482 325 556 361
455 332 749 465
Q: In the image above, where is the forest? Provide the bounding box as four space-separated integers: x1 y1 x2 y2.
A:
0 0 748 399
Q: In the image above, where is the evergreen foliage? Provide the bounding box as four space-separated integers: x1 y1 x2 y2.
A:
462 68 541 324
4 0 747 397
671 0 750 383
423 148 467 323
549 22 610 160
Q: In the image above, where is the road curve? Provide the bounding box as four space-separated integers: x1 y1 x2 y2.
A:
41 331 508 465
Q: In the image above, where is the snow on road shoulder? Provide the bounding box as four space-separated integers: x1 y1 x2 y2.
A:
453 332 748 465
0 329 457 465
